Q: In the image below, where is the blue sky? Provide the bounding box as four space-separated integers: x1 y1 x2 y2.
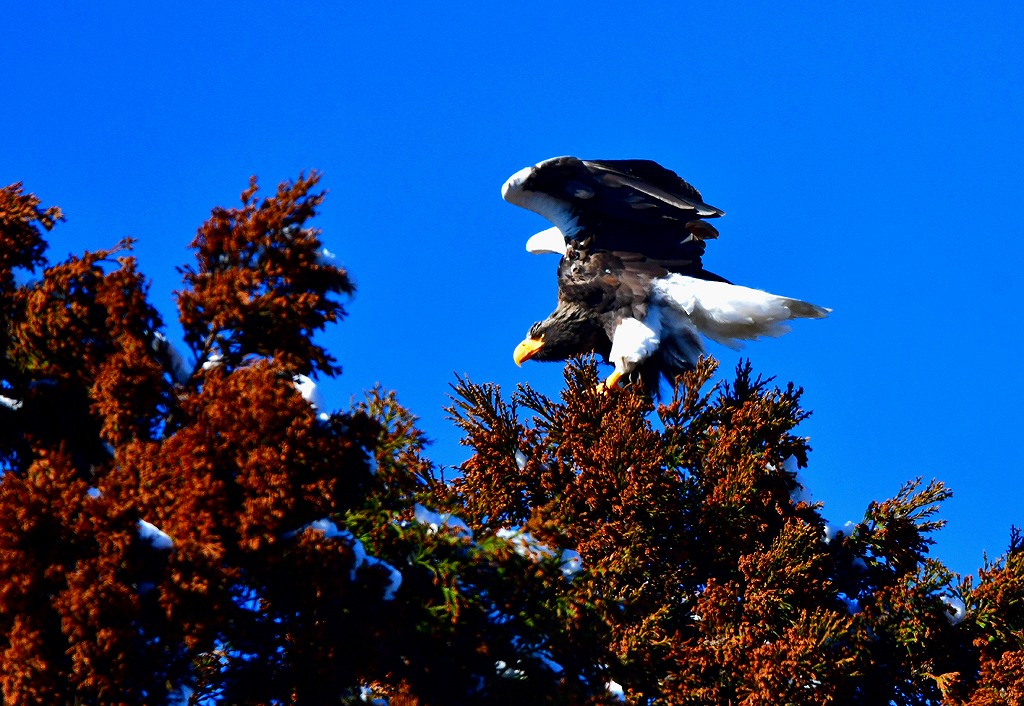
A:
4 2 1022 576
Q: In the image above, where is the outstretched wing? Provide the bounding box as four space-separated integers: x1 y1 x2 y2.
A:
502 156 724 275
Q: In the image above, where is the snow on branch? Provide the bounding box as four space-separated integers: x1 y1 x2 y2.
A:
497 528 583 581
137 520 174 550
414 504 474 539
287 518 402 600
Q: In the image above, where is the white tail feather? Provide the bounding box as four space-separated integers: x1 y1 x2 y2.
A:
653 275 829 349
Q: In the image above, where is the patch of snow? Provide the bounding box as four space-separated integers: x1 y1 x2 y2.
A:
790 480 814 506
414 504 474 539
201 351 223 371
288 519 400 599
0 394 23 411
316 247 337 265
777 456 815 506
495 660 526 680
498 528 555 560
941 595 967 625
515 449 528 471
365 556 402 600
607 680 625 701
293 374 325 408
498 528 583 581
824 520 858 543
285 519 363 577
306 517 347 540
138 520 174 550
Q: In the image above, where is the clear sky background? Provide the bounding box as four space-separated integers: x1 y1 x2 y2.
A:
4 2 1022 577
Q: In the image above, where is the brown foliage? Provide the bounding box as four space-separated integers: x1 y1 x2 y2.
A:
1 178 1021 704
449 358 1023 704
176 172 353 377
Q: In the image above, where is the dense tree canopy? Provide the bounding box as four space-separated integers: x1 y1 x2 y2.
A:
0 177 1020 704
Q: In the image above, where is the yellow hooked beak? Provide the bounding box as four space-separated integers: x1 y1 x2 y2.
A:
513 337 545 366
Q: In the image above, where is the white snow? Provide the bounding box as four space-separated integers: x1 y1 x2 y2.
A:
824 521 858 543
414 504 474 539
495 660 526 679
497 528 583 581
514 449 528 471
305 517 348 540
941 594 967 625
201 351 223 370
607 680 625 701
498 528 554 560
291 519 402 600
0 394 23 411
138 520 174 550
293 374 329 420
285 519 361 574
778 455 816 507
316 247 337 265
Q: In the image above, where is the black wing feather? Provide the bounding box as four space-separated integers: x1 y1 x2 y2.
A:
504 156 726 279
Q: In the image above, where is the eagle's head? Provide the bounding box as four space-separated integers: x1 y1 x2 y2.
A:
513 303 611 366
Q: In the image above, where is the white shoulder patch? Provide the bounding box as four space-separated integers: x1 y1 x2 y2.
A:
609 316 662 369
525 226 567 255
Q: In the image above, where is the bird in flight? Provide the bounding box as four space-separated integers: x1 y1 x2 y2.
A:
503 156 828 393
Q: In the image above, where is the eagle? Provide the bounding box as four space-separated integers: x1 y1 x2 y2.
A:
503 156 829 392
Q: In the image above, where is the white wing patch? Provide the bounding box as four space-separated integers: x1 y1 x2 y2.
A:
652 275 829 349
501 158 581 237
525 226 568 256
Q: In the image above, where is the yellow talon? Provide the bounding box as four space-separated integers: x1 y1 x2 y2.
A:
604 369 624 390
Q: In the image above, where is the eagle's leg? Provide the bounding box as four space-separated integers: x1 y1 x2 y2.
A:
601 316 661 393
